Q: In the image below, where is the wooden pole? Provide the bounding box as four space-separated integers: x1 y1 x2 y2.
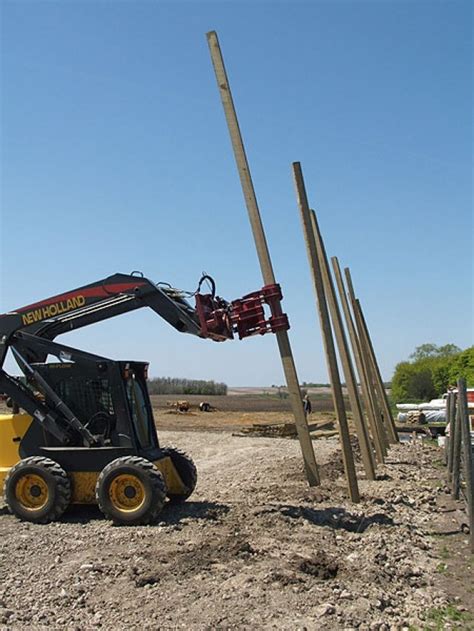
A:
354 299 391 450
354 299 398 443
331 257 384 465
309 209 375 480
457 378 474 553
344 269 389 458
206 31 320 486
447 391 456 482
292 163 359 501
443 395 450 465
451 398 462 499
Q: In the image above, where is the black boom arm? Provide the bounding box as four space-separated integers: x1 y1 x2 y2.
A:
0 273 207 366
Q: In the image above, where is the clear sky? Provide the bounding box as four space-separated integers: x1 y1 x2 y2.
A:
1 0 472 386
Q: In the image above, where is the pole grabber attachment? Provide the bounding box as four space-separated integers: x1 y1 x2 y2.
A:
195 283 290 341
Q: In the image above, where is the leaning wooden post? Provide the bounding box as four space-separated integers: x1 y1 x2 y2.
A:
344 270 389 457
309 208 375 480
206 31 319 486
332 257 384 465
355 313 388 457
354 298 398 443
353 298 391 449
457 378 474 553
292 163 359 501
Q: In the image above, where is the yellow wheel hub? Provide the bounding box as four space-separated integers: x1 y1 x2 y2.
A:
109 474 146 512
15 474 49 510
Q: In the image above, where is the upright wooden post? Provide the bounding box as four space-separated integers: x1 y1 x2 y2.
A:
457 378 474 553
451 399 462 499
447 391 457 483
354 299 398 443
309 208 375 480
206 31 319 486
331 257 384 466
292 163 359 502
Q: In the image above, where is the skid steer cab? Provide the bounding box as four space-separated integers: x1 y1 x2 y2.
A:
0 271 289 525
0 360 196 525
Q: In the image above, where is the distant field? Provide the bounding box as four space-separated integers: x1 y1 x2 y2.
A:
150 389 336 414
150 390 338 433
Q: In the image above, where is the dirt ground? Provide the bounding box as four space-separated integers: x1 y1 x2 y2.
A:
0 428 472 630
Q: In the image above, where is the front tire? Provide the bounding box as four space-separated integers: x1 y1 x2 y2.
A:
163 448 197 502
96 456 167 525
4 456 71 524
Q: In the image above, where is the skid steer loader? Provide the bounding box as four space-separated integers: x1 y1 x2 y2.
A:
0 272 288 525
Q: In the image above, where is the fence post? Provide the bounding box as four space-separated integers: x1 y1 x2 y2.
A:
354 299 398 444
452 398 462 499
344 269 389 459
309 209 376 480
457 378 474 553
332 257 384 466
292 163 359 501
447 392 457 483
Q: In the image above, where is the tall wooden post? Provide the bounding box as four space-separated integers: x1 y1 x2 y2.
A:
309 209 375 480
451 400 462 499
344 270 388 458
354 299 398 443
447 392 457 482
292 163 359 501
458 378 474 553
331 257 384 465
206 31 320 486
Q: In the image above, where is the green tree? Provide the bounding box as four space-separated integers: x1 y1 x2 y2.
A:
409 343 461 362
392 344 471 403
447 346 474 386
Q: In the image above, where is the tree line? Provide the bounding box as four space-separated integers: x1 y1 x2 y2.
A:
147 377 227 396
391 344 474 402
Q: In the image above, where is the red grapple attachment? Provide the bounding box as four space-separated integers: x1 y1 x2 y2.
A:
230 284 290 340
195 283 290 341
194 294 234 341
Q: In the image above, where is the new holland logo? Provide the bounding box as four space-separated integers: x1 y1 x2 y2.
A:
21 295 86 326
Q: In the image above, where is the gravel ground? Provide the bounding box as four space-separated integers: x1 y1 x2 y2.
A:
0 432 471 630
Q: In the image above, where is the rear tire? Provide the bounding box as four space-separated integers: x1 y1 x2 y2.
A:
96 456 167 525
163 447 197 502
4 456 71 524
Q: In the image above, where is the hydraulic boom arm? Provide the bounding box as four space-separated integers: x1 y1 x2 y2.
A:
0 271 289 444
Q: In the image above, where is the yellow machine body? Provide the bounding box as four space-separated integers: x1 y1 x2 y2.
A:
0 413 186 503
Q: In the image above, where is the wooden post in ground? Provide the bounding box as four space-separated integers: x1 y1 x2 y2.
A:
443 395 450 465
344 269 389 458
447 392 456 482
206 31 320 486
331 256 384 467
353 298 391 450
342 266 397 445
354 299 398 443
457 378 474 553
309 208 375 480
292 162 359 501
451 398 462 499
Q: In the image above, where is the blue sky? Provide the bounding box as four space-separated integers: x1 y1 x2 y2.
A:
1 0 472 386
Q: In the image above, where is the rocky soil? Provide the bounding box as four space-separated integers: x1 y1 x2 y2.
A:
0 432 472 630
